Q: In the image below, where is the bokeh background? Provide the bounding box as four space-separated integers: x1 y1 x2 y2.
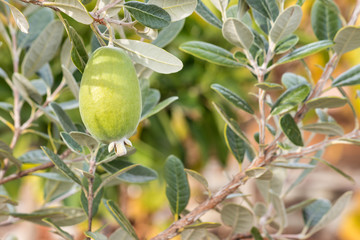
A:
0 0 360 239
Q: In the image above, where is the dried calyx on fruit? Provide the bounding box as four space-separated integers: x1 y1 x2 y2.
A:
79 46 141 156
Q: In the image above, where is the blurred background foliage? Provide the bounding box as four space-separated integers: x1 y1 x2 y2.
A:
0 0 360 239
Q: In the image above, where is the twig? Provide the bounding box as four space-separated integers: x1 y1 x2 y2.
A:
0 149 72 185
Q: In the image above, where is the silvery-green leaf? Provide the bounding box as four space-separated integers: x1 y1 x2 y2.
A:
302 122 344 136
17 8 53 48
61 39 75 71
58 100 78 110
43 218 74 240
153 19 185 48
222 18 254 49
306 192 353 237
43 0 93 25
185 168 209 191
136 27 158 40
50 102 77 133
275 35 299 54
141 96 178 120
302 199 331 228
148 0 197 21
60 132 83 154
33 172 73 182
37 63 54 88
84 232 107 240
332 64 360 87
141 88 160 118
0 140 21 169
270 5 302 44
306 96 347 109
210 0 228 13
114 39 183 74
12 73 42 105
2 1 29 33
221 203 254 234
0 18 10 47
311 0 342 41
184 222 221 229
277 40 334 65
311 157 354 183
180 41 244 67
270 191 288 230
181 229 220 240
69 131 99 150
225 124 246 163
286 199 316 213
245 0 278 20
237 0 249 19
195 0 222 29
0 102 13 111
19 149 50 164
109 228 135 240
61 65 79 100
253 9 271 34
333 26 360 55
22 20 64 78
281 72 309 89
246 167 273 180
124 1 171 29
31 79 47 96
271 162 315 169
255 82 283 91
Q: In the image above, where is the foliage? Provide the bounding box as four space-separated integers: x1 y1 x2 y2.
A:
0 0 359 239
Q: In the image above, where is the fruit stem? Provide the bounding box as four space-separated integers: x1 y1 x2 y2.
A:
107 22 114 47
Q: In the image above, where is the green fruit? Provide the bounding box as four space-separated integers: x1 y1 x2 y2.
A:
79 46 141 155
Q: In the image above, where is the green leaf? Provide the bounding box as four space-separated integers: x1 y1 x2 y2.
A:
271 191 288 230
9 207 86 226
210 0 228 13
255 82 283 91
195 0 222 29
124 1 171 29
103 200 139 240
60 132 83 153
332 64 360 87
251 227 264 240
302 199 331 227
271 162 316 169
42 218 74 240
17 8 54 48
280 114 303 146
221 203 254 234
43 0 93 25
306 191 353 237
141 88 160 119
311 0 342 40
32 172 73 182
281 73 309 89
245 0 278 20
0 102 12 111
21 20 64 78
275 35 299 54
211 84 253 113
277 40 334 65
286 158 317 194
184 169 209 192
101 159 158 183
1 1 29 33
286 199 317 213
181 229 220 240
253 9 271 34
68 25 88 73
109 228 136 240
97 164 138 193
41 146 82 185
0 140 21 169
306 96 347 109
246 167 273 180
164 155 190 217
271 84 311 115
84 232 107 240
50 102 77 133
141 96 178 120
37 63 54 88
311 157 354 183
153 19 185 48
224 124 246 163
81 175 103 217
302 122 344 136
18 149 51 164
333 26 360 55
114 39 182 74
12 73 42 105
222 18 254 49
148 0 197 22
184 222 221 229
270 6 302 44
69 131 99 150
180 41 244 67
